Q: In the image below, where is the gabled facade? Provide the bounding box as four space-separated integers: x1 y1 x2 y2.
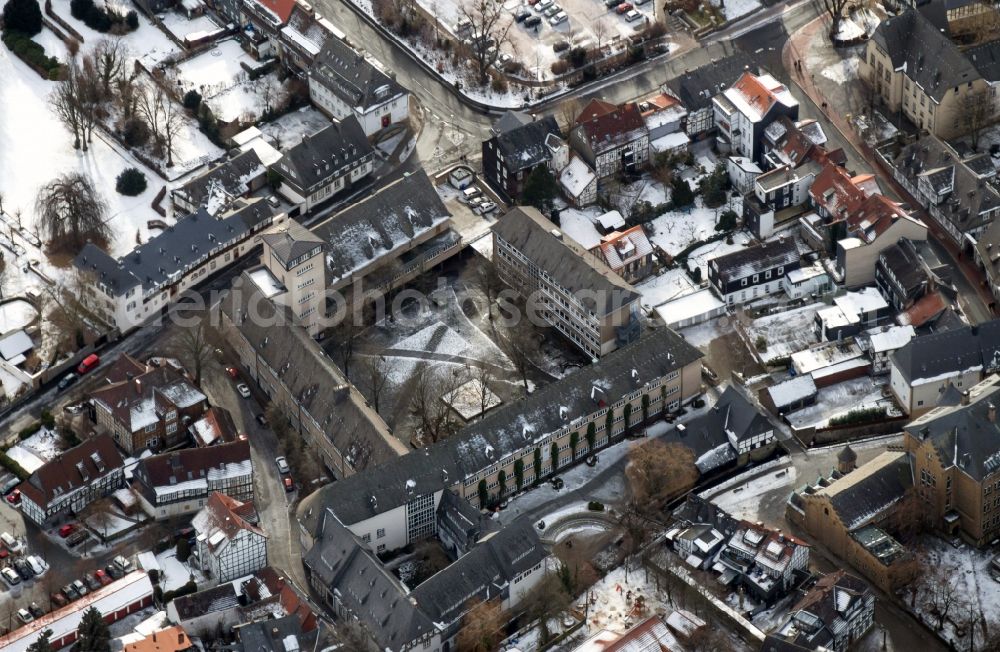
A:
712 71 799 164
771 571 875 652
20 434 125 526
251 219 327 335
192 492 267 582
589 226 655 284
875 237 950 312
720 520 809 603
277 3 340 71
482 112 562 203
272 115 375 212
708 237 800 305
664 52 760 137
308 37 409 136
835 194 928 289
569 99 649 180
170 150 266 215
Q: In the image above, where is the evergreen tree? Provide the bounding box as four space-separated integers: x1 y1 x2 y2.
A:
670 175 694 209
522 166 559 213
478 479 488 508
2 0 42 35
550 442 559 473
586 422 596 453
28 630 56 652
72 607 111 652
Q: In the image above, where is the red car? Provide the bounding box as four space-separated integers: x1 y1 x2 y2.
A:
77 354 100 375
5 489 20 505
283 477 295 492
58 524 76 538
616 2 632 12
94 569 112 586
50 592 68 608
225 366 239 379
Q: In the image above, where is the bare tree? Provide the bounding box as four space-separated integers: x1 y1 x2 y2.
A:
164 315 219 385
457 0 513 84
455 598 505 652
473 257 504 320
42 271 103 348
497 324 539 395
471 361 497 418
960 86 994 151
35 173 110 254
330 620 375 652
915 555 963 631
625 439 699 514
558 96 583 131
820 0 849 39
92 37 131 97
138 83 185 166
49 60 95 151
257 76 286 117
593 19 610 54
329 319 364 379
362 353 391 415
519 574 571 646
409 364 461 444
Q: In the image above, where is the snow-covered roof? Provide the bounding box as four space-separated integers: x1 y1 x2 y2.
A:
767 375 817 409
728 156 762 174
654 289 724 328
0 330 33 362
247 267 285 299
559 157 596 198
833 287 888 318
650 131 691 154
864 325 915 354
597 210 626 230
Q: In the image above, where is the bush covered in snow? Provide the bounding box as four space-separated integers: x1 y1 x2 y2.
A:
70 0 137 33
115 167 147 196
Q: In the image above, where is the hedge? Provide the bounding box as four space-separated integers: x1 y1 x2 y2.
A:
829 406 887 427
2 29 62 78
0 451 29 480
587 501 604 512
19 422 42 440
160 580 197 603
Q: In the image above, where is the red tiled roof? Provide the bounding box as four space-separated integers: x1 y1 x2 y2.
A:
195 492 266 546
20 434 125 508
809 162 874 218
898 291 948 327
123 626 193 652
731 72 788 117
847 194 909 242
576 102 646 151
574 98 618 124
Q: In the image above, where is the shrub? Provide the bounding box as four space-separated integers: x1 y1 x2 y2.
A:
550 59 569 75
70 0 135 33
569 47 587 69
161 580 197 604
116 168 147 196
2 0 42 36
716 209 738 232
123 118 150 147
490 75 507 93
182 89 202 111
828 407 888 427
176 537 191 562
125 8 137 29
670 175 694 208
2 30 61 77
587 501 604 512
40 410 54 428
147 569 160 584
0 451 29 480
19 422 42 440
755 335 767 352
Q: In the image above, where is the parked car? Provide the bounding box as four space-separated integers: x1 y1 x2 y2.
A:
27 555 47 577
550 477 565 490
13 558 34 580
1 567 21 587
57 373 77 391
275 456 290 474
64 404 84 414
536 0 553 9
236 383 251 399
72 579 88 596
284 476 295 492
255 413 268 427
586 454 599 467
77 354 100 375
478 201 497 214
1 531 22 553
105 564 124 580
514 7 531 21
604 0 621 7
553 39 570 52
616 2 632 12
50 592 69 608
113 555 133 573
16 608 33 624
62 583 79 601
543 4 561 16
624 8 641 20
28 602 44 618
58 523 77 538
549 11 568 25
94 569 112 586
225 366 239 379
85 575 101 591
524 15 542 27
66 530 89 548
5 488 20 505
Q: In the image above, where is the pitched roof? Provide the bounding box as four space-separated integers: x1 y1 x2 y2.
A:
871 9 981 101
312 325 701 526
171 150 265 212
89 366 206 434
573 101 647 154
189 406 239 447
234 614 317 652
169 583 240 622
665 51 760 111
277 115 373 189
809 162 875 218
814 451 912 529
492 206 640 315
491 110 533 135
192 492 266 550
122 626 193 652
312 171 452 284
74 199 274 298
722 72 797 122
889 318 1000 382
967 39 1000 83
847 194 915 243
975 216 1000 289
595 226 653 275
711 237 799 285
248 0 296 23
261 219 324 269
494 116 561 171
20 434 124 508
310 37 406 111
132 440 252 499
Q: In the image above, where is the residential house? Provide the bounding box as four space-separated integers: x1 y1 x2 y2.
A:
311 171 459 297
122 626 194 652
240 0 297 58
249 219 327 335
888 318 1000 415
905 374 1000 546
719 520 810 604
296 324 702 557
708 236 800 305
875 237 951 311
192 492 267 582
769 572 875 652
170 150 266 215
19 435 125 527
277 3 342 71
74 199 277 333
0 572 154 652
271 116 375 213
481 111 562 203
492 206 642 358
131 441 254 519
786 451 914 592
712 71 799 164
569 99 649 179
974 217 1000 307
641 92 690 155
89 365 207 454
231 615 318 652
814 288 892 341
808 161 880 228
861 9 993 138
743 161 822 238
727 156 762 195
859 325 916 375
589 226 655 284
666 523 726 570
572 617 684 652
884 136 1000 247
835 194 928 289
559 156 598 207
221 274 408 478
188 406 240 447
308 36 409 136
761 116 829 171
166 583 241 633
781 262 831 300
665 52 760 138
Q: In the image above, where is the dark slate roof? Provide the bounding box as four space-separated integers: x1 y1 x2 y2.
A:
74 199 274 297
879 238 948 296
494 116 561 172
261 219 324 269
132 440 252 503
666 51 760 111
170 582 240 621
837 445 857 463
966 37 1000 82
908 376 1000 480
672 495 739 537
304 513 436 649
711 237 799 285
410 518 548 624
312 171 452 284
277 115 373 190
310 37 406 111
492 206 640 315
171 149 264 210
235 614 317 652
221 274 403 470
871 9 980 101
823 452 912 529
760 635 818 652
312 325 702 527
889 318 1000 383
492 110 532 135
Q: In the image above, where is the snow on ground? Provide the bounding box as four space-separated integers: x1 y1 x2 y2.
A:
684 230 752 279
713 0 762 20
744 303 823 362
559 207 604 249
634 268 697 310
0 299 39 335
86 509 138 538
31 27 68 58
679 314 735 348
258 106 332 149
821 55 860 84
175 40 270 122
155 550 202 591
583 563 673 635
159 11 222 42
49 0 181 68
648 197 727 258
854 110 899 147
784 376 896 429
708 466 797 522
637 179 669 207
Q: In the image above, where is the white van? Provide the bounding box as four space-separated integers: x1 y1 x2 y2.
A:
462 186 482 203
27 555 47 576
0 532 22 554
113 555 133 573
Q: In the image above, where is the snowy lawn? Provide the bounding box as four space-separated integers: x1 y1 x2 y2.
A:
258 107 332 149
156 550 204 591
705 464 797 523
159 12 224 42
175 40 272 123
0 298 39 335
711 0 762 20
648 197 733 258
31 27 68 58
634 267 698 311
744 303 823 362
684 230 752 279
784 376 897 429
49 0 181 68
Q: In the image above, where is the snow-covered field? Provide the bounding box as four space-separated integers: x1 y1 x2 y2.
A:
0 299 39 335
49 0 181 69
707 465 797 522
784 376 896 429
156 550 205 591
175 39 272 123
684 230 752 279
712 0 762 20
648 196 736 258
258 107 332 149
744 303 822 362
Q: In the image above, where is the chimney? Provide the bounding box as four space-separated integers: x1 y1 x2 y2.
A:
962 390 970 406
134 377 142 394
989 402 996 423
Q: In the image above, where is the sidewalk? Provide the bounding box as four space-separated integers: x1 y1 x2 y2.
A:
782 15 996 320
